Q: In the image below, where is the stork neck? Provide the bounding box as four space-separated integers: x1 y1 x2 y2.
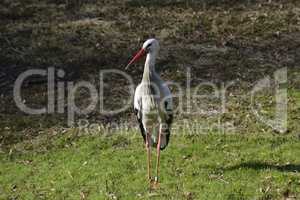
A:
142 52 157 82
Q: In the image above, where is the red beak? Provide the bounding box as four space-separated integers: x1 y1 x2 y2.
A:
125 48 146 70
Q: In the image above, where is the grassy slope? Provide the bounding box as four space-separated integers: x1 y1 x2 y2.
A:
1 0 300 136
1 131 300 200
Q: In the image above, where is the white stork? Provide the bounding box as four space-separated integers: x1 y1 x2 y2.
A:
126 38 173 188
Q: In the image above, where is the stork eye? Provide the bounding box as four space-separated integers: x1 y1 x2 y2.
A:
146 43 152 48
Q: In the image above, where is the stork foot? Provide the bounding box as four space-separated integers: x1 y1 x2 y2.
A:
148 178 160 191
153 181 159 189
152 177 160 189
148 178 154 191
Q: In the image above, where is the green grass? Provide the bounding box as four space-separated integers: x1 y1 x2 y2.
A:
1 131 300 199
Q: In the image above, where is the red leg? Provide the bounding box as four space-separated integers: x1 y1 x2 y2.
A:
155 130 162 186
146 132 152 182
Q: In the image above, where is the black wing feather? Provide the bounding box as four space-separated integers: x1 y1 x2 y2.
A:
160 101 173 150
134 108 146 143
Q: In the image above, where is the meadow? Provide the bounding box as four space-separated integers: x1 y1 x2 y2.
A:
1 130 300 199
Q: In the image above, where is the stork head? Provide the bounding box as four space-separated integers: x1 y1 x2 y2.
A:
142 38 160 53
125 38 159 69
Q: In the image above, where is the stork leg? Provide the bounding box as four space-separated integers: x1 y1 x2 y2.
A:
146 132 152 184
154 130 162 187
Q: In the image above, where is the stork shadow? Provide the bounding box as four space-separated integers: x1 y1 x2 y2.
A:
225 161 300 172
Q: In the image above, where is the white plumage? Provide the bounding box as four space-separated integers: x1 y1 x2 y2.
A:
134 76 173 149
127 38 173 188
